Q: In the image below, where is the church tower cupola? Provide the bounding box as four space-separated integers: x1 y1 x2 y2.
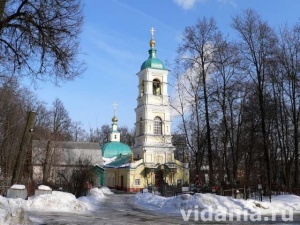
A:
140 27 166 71
110 102 120 142
102 102 132 159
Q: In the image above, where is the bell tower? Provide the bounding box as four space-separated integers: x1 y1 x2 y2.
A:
133 28 175 166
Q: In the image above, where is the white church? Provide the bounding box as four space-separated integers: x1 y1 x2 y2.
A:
31 28 189 193
103 28 189 192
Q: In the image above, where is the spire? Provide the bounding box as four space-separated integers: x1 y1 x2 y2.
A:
112 101 118 124
148 27 157 59
110 101 120 142
113 101 118 116
150 27 156 48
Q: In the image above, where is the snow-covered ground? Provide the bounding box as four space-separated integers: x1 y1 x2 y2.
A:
133 192 300 221
0 186 113 225
1 185 300 224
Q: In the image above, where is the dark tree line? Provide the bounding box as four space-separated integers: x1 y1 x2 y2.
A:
172 9 300 192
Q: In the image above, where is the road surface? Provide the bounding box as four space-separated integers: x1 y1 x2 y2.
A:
27 193 300 225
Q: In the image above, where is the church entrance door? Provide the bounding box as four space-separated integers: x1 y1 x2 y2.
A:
155 170 164 187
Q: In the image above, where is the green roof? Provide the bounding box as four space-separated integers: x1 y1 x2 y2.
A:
102 142 132 158
140 48 166 71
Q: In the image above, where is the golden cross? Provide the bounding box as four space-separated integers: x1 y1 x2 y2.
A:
150 27 155 39
113 101 118 116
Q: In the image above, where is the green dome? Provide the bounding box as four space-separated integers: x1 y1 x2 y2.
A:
140 42 166 71
102 142 132 158
141 48 165 70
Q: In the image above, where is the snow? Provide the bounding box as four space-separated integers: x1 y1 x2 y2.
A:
1 185 300 224
133 192 300 218
37 185 52 191
27 191 93 212
103 157 117 165
0 186 113 225
10 184 26 190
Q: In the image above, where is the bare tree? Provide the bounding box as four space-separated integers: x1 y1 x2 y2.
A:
119 126 135 147
69 121 87 142
89 125 111 145
232 9 278 200
273 23 300 188
175 17 221 183
0 81 25 185
41 98 71 181
210 33 244 184
50 98 72 141
56 159 94 197
171 65 206 178
0 0 84 83
89 124 134 147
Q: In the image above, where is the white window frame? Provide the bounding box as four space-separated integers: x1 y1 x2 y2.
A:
135 179 141 186
153 116 162 135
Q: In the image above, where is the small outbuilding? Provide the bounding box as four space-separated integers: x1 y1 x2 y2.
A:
7 184 27 199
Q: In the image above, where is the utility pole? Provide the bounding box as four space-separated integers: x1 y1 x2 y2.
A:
11 111 36 185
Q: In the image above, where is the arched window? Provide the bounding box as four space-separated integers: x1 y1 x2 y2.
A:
140 117 144 135
140 80 144 97
153 116 162 135
153 79 161 95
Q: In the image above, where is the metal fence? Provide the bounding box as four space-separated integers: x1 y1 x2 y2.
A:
146 184 300 199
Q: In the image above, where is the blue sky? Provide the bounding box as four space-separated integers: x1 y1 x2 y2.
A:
29 0 300 132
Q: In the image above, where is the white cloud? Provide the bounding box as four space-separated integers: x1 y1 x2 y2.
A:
173 0 200 10
174 0 237 10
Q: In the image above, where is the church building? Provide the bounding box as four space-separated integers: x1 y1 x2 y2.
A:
103 28 189 192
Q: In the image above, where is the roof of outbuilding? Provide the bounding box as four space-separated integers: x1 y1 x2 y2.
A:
32 140 103 166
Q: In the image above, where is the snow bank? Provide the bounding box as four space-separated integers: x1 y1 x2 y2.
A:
99 186 114 195
10 184 26 190
27 191 93 212
0 187 112 225
37 185 52 191
78 186 113 206
134 193 300 216
0 196 31 225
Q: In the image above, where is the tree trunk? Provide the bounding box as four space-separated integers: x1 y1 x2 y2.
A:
43 141 53 184
292 81 299 188
203 73 214 184
11 111 36 185
258 82 272 202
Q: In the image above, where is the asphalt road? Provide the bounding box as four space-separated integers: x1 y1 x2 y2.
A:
27 193 300 225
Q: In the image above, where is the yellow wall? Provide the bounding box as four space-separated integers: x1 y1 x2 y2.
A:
104 160 190 192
